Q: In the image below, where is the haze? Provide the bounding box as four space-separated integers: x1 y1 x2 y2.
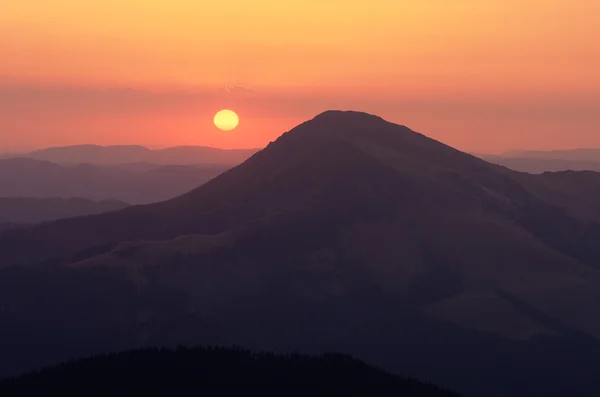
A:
1 0 599 153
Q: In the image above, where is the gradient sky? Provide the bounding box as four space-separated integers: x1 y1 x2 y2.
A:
1 0 599 153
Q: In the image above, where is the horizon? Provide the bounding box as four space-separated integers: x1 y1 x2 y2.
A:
4 137 600 157
0 143 264 153
2 109 600 156
2 1 599 153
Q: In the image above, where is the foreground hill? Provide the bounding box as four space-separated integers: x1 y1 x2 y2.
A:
2 111 600 396
0 158 230 204
0 197 128 224
21 144 259 166
0 347 459 397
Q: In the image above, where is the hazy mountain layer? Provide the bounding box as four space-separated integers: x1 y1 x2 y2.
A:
503 148 600 162
0 197 128 224
0 158 230 204
18 145 259 166
480 154 600 173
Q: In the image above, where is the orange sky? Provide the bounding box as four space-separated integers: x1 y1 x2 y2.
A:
1 0 599 153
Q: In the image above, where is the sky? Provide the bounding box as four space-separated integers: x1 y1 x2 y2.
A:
1 0 599 153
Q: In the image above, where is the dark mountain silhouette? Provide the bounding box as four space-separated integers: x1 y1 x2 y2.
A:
0 158 230 204
0 197 128 224
21 144 259 165
0 347 460 397
3 111 600 396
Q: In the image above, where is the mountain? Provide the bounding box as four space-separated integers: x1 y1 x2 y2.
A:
22 145 260 166
0 347 459 397
0 158 230 204
0 197 128 224
2 111 600 396
480 154 600 173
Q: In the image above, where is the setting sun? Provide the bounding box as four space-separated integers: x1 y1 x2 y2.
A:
213 110 239 131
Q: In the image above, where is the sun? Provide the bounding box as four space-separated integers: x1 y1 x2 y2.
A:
214 109 239 131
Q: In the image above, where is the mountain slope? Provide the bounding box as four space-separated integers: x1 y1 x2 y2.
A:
3 111 600 395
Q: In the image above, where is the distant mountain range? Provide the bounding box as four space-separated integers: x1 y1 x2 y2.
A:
0 158 231 204
2 145 260 166
2 111 600 396
0 197 128 224
478 149 600 173
502 148 600 161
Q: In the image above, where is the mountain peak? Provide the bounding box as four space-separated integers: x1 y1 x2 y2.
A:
267 110 399 150
312 110 387 123
306 110 392 132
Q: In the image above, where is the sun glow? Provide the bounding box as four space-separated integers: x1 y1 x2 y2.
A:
213 109 239 131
